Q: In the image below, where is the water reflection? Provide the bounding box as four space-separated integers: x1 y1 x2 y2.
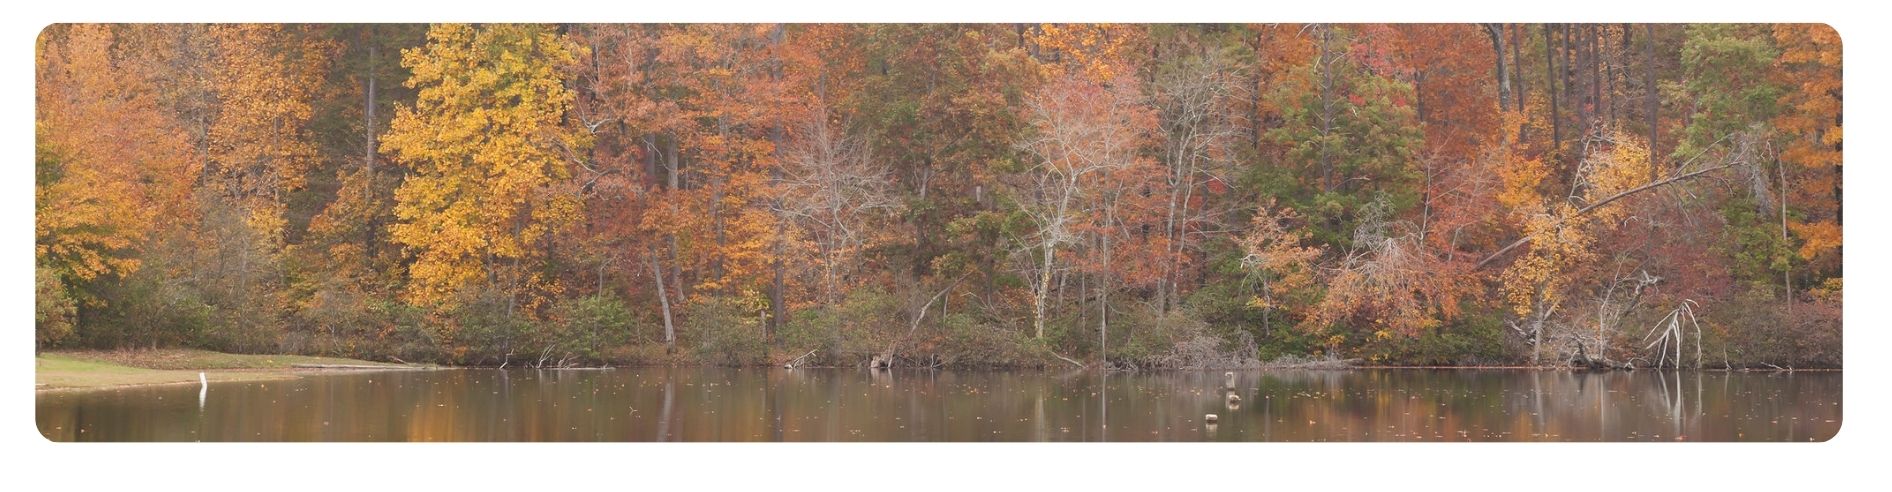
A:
37 369 1840 442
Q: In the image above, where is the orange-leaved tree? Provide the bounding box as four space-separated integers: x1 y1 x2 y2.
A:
35 24 198 346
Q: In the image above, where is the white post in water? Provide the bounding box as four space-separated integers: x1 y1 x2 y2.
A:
198 372 207 410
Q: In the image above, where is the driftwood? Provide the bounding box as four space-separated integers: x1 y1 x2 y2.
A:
783 349 818 369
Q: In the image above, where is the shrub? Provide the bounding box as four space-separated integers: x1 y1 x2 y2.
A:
83 267 212 349
1126 305 1263 369
376 300 440 362
547 294 638 364
934 312 1042 367
200 312 286 354
1709 286 1842 368
449 287 538 366
686 296 769 366
780 288 901 365
36 266 78 349
1362 309 1512 366
1180 274 1322 361
292 282 437 362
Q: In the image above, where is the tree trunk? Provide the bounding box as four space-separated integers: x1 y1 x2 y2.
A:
1589 24 1604 132
1034 180 1078 340
1528 309 1546 366
1159 157 1180 313
650 247 676 352
766 25 786 345
1590 26 1602 135
1251 28 1266 157
1098 228 1110 365
1609 26 1621 129
362 37 379 266
1645 24 1659 178
1545 24 1561 158
1780 158 1793 315
1077 239 1089 330
1317 25 1336 193
1484 24 1510 111
1575 25 1588 135
665 138 685 300
1511 24 1525 114
1035 242 1055 339
1563 24 1575 150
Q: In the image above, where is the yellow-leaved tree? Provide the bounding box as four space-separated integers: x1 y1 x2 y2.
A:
205 24 334 247
382 24 590 316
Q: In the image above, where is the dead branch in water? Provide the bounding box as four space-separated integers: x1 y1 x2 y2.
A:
1641 299 1704 368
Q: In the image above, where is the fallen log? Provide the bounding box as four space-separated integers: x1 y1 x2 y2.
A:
1475 162 1733 270
1048 351 1086 369
290 363 417 370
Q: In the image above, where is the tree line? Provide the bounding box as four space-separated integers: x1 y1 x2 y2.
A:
35 23 1841 368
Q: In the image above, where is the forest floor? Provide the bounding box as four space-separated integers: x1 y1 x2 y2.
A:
35 349 428 392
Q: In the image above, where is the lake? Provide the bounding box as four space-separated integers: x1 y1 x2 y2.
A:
36 368 1840 442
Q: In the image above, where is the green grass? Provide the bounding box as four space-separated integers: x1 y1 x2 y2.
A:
48 348 400 370
36 349 406 391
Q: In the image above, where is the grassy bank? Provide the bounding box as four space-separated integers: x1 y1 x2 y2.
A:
35 349 414 392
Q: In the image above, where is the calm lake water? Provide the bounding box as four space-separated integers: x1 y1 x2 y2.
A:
37 368 1840 442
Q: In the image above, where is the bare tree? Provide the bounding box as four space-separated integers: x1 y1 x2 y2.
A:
1011 73 1152 339
775 105 898 305
1151 49 1247 314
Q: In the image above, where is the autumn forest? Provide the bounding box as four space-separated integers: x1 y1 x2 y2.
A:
34 23 1842 369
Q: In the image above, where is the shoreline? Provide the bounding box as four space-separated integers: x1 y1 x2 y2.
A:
38 349 1839 394
34 350 435 393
